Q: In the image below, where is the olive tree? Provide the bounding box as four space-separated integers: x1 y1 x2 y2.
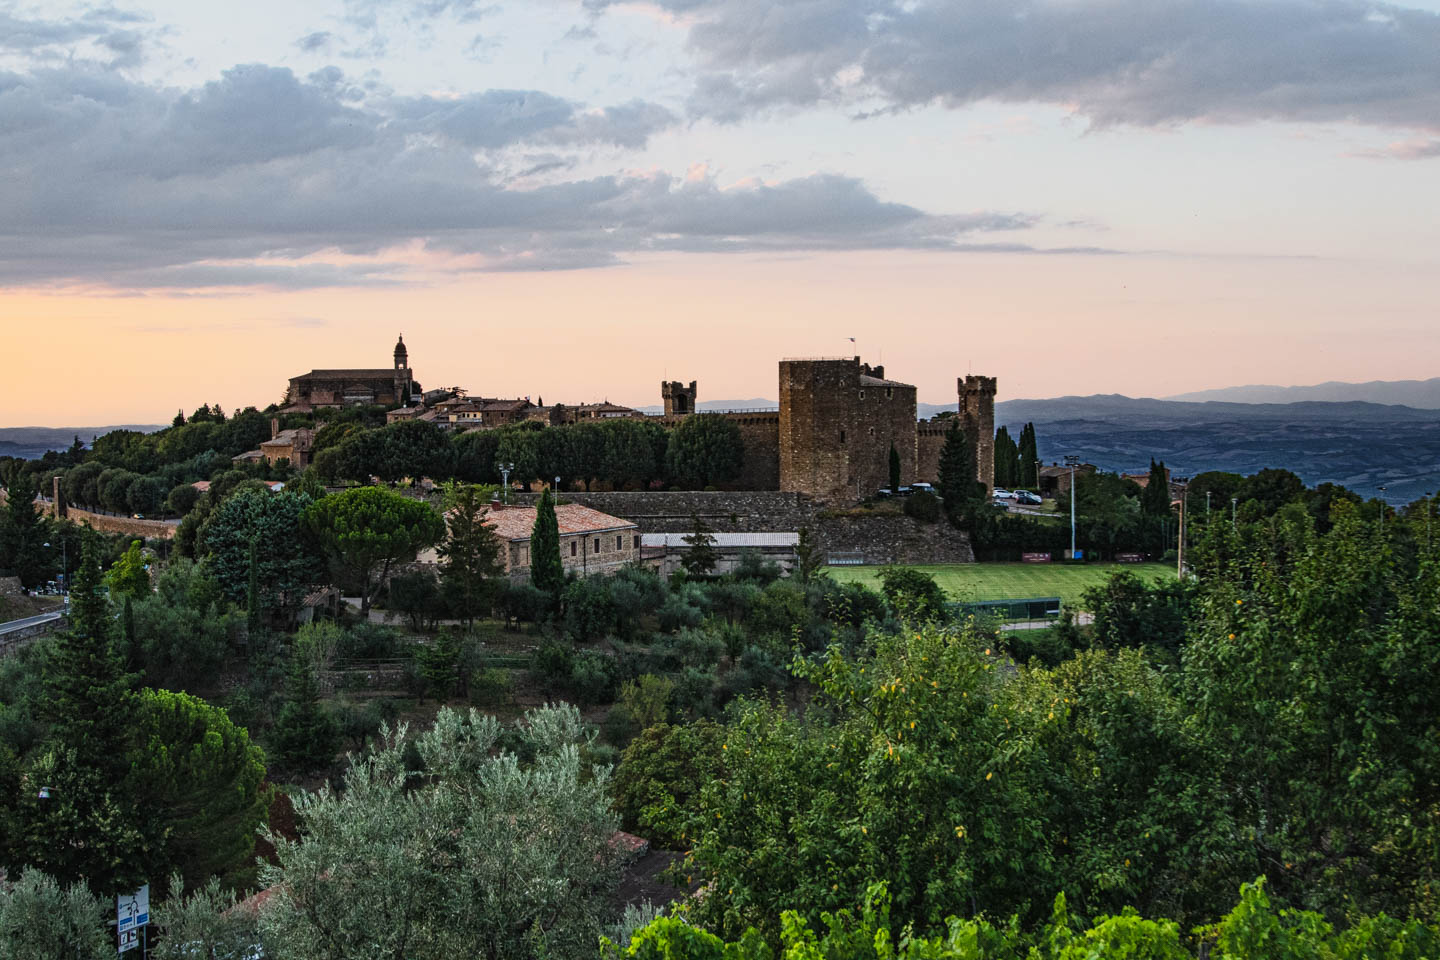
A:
259 703 623 960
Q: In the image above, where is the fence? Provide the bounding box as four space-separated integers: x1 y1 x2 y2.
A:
949 597 1062 622
826 552 867 566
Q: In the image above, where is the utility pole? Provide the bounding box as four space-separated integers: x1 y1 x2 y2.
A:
1231 497 1237 530
1177 479 1187 579
1064 455 1080 559
1377 485 1387 531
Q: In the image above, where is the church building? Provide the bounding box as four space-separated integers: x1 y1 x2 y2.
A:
284 336 420 410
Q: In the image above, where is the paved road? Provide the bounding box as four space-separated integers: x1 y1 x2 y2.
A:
0 611 64 636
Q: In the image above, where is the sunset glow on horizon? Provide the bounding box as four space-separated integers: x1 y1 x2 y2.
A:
4 0 1439 426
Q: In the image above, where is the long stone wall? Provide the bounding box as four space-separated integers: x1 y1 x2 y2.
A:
514 490 817 533
513 490 973 564
54 505 177 540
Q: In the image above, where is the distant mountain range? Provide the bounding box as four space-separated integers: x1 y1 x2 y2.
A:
988 395 1439 504
1165 378 1440 408
0 425 164 461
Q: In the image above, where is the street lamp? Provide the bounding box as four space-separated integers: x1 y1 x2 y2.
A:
1231 497 1238 529
1377 485 1387 530
1063 455 1081 559
43 540 67 606
497 462 515 504
1425 491 1433 551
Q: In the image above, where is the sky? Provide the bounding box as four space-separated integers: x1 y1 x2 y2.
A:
3 0 1439 425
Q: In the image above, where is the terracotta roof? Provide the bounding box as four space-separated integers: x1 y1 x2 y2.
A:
483 503 636 542
261 428 311 448
480 399 531 412
292 369 405 380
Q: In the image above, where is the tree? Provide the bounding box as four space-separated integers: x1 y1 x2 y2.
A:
937 422 983 526
611 719 726 848
23 534 149 894
1 475 45 588
151 874 268 960
876 565 948 620
994 425 1020 488
201 487 319 614
171 409 186 428
1141 459 1172 516
130 689 268 890
888 443 902 492
681 512 718 576
665 414 744 489
0 869 112 960
270 641 339 774
792 527 825 585
258 704 623 960
165 482 201 517
529 489 564 597
104 540 150 602
1018 422 1039 489
126 475 168 517
301 486 444 614
438 482 503 626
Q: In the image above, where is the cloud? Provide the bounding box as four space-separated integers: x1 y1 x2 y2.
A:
0 6 153 66
583 0 1440 137
295 31 334 52
0 44 1056 290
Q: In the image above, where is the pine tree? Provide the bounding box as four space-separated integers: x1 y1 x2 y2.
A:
888 443 902 492
31 532 148 893
1 474 45 588
530 489 564 597
271 646 338 773
938 423 982 527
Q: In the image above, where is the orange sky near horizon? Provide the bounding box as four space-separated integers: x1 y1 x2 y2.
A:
6 249 1436 427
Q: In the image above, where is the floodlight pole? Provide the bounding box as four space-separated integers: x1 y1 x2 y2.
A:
1064 455 1080 559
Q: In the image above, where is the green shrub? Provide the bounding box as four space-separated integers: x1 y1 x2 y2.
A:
468 667 513 708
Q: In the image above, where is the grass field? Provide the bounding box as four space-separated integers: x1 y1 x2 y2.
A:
828 562 1175 607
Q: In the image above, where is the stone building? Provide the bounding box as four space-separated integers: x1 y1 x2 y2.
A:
661 380 697 416
284 335 419 410
778 358 920 501
959 376 998 497
480 502 640 582
259 419 313 469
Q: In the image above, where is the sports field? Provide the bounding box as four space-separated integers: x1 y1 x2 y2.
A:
827 562 1175 607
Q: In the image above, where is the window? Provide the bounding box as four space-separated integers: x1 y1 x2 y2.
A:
858 389 865 399
616 535 623 551
633 535 640 549
570 541 577 557
839 430 846 443
886 387 893 399
594 538 601 553
868 427 874 437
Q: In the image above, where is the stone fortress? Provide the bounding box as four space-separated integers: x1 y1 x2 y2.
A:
283 339 995 503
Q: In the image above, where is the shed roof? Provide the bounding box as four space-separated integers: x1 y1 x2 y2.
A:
642 532 799 548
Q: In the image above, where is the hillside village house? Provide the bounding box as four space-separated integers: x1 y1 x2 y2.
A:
474 502 640 581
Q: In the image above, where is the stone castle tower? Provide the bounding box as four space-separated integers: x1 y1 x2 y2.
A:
779 357 918 501
959 375 998 495
661 380 697 417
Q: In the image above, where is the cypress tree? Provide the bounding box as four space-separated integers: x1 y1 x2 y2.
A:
530 489 564 597
1142 459 1172 516
888 443 902 492
1018 423 1039 489
993 427 1020 488
681 512 718 576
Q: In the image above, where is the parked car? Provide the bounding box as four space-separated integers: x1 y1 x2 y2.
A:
992 488 1017 501
1015 490 1043 505
875 488 894 499
911 482 937 495
895 485 915 497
